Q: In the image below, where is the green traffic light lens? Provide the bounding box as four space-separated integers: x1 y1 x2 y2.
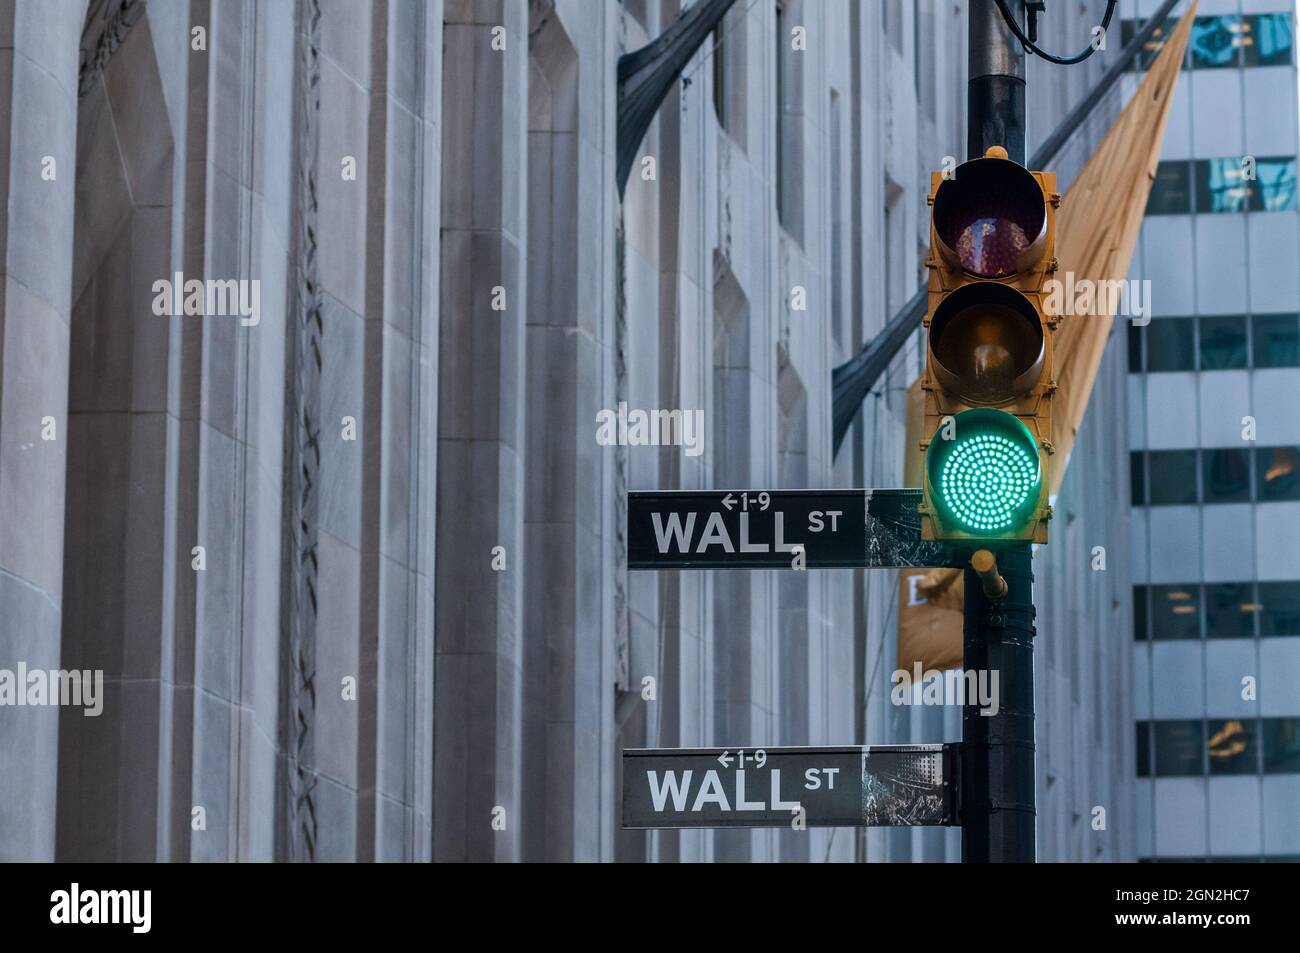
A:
940 435 1037 530
926 409 1042 535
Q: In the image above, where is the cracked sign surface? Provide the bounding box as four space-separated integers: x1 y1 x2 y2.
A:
621 745 955 829
627 488 958 569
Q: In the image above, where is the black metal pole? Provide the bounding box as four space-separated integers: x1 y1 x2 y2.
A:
961 0 1035 864
968 0 1026 163
962 547 1036 862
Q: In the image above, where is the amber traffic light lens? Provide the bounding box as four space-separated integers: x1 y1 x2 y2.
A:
929 283 1045 404
933 158 1047 277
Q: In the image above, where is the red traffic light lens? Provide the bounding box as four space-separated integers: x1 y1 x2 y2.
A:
933 158 1047 278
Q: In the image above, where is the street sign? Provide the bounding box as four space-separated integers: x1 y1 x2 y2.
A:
621 744 955 829
627 488 960 570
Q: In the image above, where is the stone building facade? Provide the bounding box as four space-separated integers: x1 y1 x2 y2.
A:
0 0 1135 862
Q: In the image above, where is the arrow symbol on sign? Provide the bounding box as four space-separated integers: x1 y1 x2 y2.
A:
721 494 735 511
717 750 733 767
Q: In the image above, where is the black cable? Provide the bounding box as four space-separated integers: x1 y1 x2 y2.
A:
993 0 1119 65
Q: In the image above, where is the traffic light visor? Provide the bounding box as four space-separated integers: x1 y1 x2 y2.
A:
928 282 1045 404
933 158 1047 277
925 409 1042 535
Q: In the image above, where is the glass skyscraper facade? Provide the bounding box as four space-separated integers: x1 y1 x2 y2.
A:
1124 0 1300 860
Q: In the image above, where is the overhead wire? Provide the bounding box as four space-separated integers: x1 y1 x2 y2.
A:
994 0 1119 66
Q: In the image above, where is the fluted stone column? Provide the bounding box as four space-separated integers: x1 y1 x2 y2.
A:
52 0 294 861
519 0 620 864
0 0 83 862
358 0 443 862
434 0 528 862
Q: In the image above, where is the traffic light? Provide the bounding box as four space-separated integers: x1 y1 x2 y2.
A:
919 146 1058 545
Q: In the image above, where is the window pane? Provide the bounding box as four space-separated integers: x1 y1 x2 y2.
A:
776 1 785 226
1253 314 1300 368
1123 18 1175 71
1205 582 1256 638
1243 13 1294 68
1145 318 1195 371
1257 446 1300 501
1254 158 1297 212
1195 158 1253 213
1147 161 1193 215
1148 450 1198 504
1199 316 1247 369
711 26 726 128
1137 721 1152 778
1128 321 1144 372
1130 452 1146 505
1191 15 1244 69
1208 719 1256 775
1134 585 1149 642
1203 447 1250 502
1262 718 1300 773
1151 584 1201 640
1155 720 1205 776
1259 581 1300 636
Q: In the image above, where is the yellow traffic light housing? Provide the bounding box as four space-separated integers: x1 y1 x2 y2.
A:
919 146 1059 545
